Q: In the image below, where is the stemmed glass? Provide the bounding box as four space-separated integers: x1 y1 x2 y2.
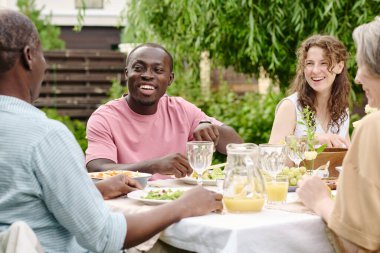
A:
285 135 308 168
186 141 214 186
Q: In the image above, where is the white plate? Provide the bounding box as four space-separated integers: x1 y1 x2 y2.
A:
179 177 217 186
88 171 151 180
127 188 185 205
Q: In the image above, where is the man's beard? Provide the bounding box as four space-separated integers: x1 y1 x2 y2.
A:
136 97 156 106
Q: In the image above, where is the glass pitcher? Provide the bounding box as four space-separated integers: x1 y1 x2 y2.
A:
223 143 266 212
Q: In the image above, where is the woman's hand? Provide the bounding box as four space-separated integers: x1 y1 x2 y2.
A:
316 133 350 148
296 175 334 221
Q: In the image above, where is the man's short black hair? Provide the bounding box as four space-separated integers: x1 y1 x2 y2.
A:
0 9 39 73
126 43 174 71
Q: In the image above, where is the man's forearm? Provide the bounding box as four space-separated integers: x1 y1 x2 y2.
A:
123 200 185 248
215 125 244 154
87 158 157 174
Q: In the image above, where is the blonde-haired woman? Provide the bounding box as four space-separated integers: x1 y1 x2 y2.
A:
269 35 351 148
297 17 380 252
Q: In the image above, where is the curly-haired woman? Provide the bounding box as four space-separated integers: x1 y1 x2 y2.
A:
269 35 351 148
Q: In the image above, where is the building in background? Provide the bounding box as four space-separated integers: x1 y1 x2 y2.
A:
1 0 126 49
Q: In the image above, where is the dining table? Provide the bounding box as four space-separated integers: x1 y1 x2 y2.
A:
105 179 335 253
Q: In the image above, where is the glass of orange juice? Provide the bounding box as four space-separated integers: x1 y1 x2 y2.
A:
265 175 288 204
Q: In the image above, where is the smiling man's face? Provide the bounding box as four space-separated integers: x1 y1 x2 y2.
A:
125 46 174 114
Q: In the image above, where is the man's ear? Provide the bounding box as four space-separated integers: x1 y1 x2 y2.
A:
168 72 174 86
21 46 33 70
333 61 344 74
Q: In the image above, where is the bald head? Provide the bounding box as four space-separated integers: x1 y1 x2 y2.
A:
0 9 39 73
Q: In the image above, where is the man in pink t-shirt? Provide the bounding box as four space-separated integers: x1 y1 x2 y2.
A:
85 43 243 178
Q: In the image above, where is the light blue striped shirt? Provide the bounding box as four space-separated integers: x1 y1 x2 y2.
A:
0 95 127 253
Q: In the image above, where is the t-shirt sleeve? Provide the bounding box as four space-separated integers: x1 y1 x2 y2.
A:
32 123 126 253
85 112 118 164
328 113 380 251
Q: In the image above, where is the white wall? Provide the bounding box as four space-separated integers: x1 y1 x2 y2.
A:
0 0 128 26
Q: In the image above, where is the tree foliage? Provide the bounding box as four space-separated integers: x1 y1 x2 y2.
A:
17 0 65 50
123 0 380 90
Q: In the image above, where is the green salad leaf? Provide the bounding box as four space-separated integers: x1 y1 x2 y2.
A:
192 167 225 180
144 189 184 200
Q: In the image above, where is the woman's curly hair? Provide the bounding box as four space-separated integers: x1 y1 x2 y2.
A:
290 35 351 134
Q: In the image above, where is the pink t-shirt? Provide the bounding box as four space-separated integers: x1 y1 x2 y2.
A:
85 95 222 165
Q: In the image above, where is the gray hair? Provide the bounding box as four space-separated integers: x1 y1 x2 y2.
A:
353 16 380 76
0 9 39 73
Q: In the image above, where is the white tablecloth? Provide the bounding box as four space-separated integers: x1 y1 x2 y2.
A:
106 180 335 253
160 206 333 253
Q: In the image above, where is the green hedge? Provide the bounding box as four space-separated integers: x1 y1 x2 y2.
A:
42 108 87 152
195 85 283 144
192 86 284 163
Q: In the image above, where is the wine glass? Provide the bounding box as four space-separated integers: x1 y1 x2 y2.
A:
285 135 308 168
186 141 214 186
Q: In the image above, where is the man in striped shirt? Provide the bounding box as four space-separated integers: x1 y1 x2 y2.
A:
0 9 223 252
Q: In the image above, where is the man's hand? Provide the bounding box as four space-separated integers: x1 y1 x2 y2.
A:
193 123 220 146
177 186 223 217
153 153 193 178
95 174 142 200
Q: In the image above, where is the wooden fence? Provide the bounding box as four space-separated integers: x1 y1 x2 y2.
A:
35 50 126 120
35 50 258 121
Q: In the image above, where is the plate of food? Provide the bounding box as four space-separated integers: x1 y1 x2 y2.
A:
322 177 338 190
179 164 225 186
88 170 152 188
179 177 218 186
287 178 337 192
127 188 186 205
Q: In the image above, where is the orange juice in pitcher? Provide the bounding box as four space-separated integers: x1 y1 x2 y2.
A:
223 143 266 213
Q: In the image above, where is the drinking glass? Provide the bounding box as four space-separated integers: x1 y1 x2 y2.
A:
186 141 214 186
259 144 287 178
285 135 308 168
265 175 289 204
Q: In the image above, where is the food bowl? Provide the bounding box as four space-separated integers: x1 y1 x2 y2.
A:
132 173 152 188
302 148 347 177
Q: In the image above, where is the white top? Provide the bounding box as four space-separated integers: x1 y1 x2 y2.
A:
276 93 349 138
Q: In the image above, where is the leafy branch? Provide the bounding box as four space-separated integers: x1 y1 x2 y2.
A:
298 106 326 154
